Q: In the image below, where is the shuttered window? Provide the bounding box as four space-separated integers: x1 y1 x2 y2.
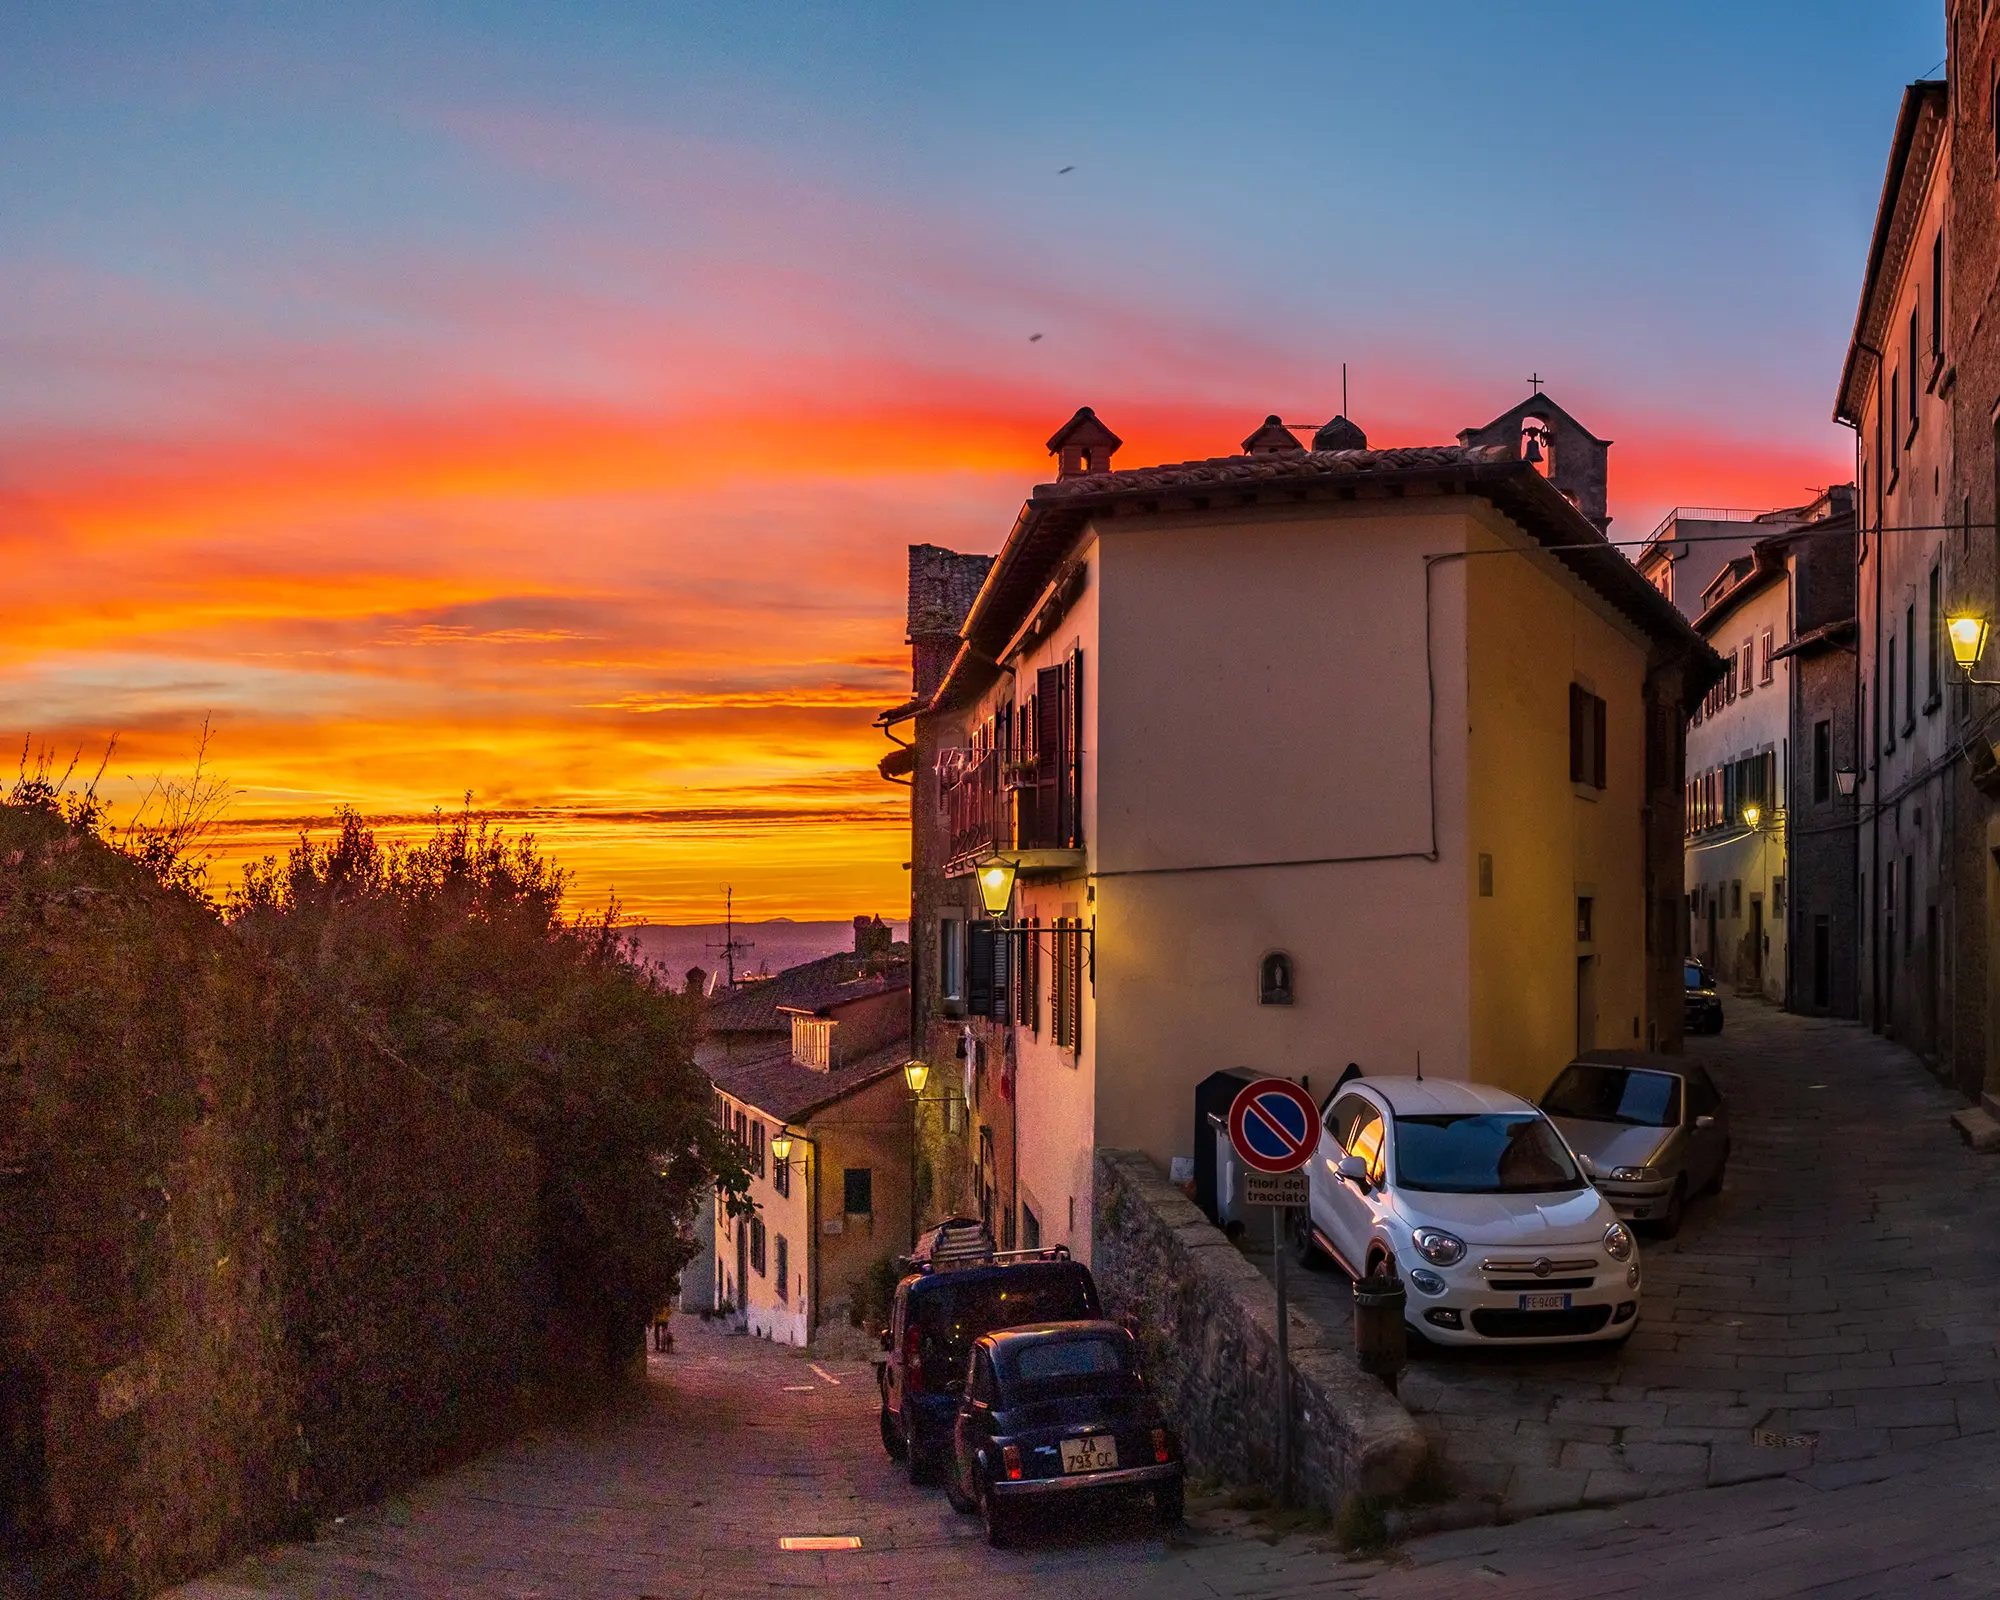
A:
968 920 996 1017
1569 684 1607 789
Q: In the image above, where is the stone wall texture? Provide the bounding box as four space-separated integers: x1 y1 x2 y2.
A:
1092 1149 1424 1509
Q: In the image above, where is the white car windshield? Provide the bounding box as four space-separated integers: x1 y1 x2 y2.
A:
1393 1113 1585 1194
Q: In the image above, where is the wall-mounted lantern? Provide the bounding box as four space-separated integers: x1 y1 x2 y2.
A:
1835 769 1857 798
1258 950 1295 1006
976 858 1018 919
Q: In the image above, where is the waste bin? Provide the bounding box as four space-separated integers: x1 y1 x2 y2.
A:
1352 1268 1408 1392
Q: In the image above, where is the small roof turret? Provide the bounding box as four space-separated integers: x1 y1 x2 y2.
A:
1312 415 1367 451
1046 406 1122 480
1241 414 1306 455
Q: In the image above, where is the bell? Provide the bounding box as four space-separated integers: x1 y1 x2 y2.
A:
1522 430 1544 465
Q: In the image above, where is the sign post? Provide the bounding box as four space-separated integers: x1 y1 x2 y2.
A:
1226 1076 1320 1507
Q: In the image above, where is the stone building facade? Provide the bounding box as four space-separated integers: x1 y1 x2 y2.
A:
1838 75 1984 1089
1776 492 1862 1018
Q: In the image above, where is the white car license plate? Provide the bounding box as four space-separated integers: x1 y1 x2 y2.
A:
1518 1292 1571 1312
1060 1435 1118 1474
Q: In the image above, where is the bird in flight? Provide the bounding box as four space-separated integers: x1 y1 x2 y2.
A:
1029 333 1044 342
1058 165 1075 174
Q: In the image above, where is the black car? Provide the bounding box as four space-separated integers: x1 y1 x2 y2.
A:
1684 959 1724 1035
877 1236 1101 1486
947 1322 1183 1547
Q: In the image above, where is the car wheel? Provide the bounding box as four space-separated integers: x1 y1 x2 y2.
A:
945 1456 976 1515
1653 1177 1686 1239
1153 1478 1185 1527
981 1479 1016 1547
880 1403 905 1461
1291 1211 1329 1270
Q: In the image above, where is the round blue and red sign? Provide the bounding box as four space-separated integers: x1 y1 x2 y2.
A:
1226 1077 1320 1174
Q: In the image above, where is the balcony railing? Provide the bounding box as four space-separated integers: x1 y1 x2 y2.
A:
940 746 1083 869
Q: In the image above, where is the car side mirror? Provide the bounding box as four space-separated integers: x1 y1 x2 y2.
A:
1335 1155 1369 1184
1694 1114 1716 1130
1576 1152 1599 1179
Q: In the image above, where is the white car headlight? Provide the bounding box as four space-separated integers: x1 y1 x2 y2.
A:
1609 1165 1652 1182
1412 1227 1466 1266
1603 1221 1635 1262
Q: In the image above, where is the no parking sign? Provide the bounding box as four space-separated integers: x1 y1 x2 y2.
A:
1227 1076 1319 1197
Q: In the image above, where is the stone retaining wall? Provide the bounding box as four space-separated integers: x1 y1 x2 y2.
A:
1093 1149 1425 1509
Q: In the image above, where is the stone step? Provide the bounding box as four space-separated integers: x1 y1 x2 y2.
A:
1948 1106 2000 1153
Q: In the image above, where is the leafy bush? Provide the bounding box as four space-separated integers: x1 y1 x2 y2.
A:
229 806 751 1371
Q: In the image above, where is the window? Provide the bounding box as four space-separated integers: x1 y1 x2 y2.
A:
1576 896 1594 943
1346 1106 1389 1186
940 917 966 1011
1928 564 1942 705
1906 606 1917 728
1568 684 1607 788
1909 309 1921 426
1479 853 1494 895
1052 918 1084 1051
1741 640 1755 695
1760 629 1775 685
843 1167 873 1216
1732 880 1742 918
1020 1203 1041 1249
1890 372 1900 470
1887 641 1897 751
1813 720 1832 803
775 1236 789 1302
1021 918 1041 1035
1725 652 1739 703
1773 876 1786 916
1933 234 1945 361
750 1215 767 1277
752 1120 765 1180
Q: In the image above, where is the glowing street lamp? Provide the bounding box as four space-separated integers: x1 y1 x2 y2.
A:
976 858 1019 920
903 1059 930 1096
770 1129 793 1165
1742 802 1761 831
1949 613 1991 672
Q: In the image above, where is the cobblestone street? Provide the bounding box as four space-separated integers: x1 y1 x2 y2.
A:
1265 1000 2000 1522
163 1001 2000 1599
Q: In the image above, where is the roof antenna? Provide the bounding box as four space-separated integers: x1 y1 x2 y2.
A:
1415 1049 1422 1081
1342 362 1348 418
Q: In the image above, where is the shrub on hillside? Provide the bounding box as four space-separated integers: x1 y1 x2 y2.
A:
229 806 751 1372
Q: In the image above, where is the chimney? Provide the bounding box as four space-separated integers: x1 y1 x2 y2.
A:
1241 415 1305 455
1046 406 1123 480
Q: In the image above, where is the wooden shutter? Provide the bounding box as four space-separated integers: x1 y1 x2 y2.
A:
968 920 996 1017
1062 647 1084 848
1569 684 1586 783
1591 693 1607 790
1034 665 1062 848
991 926 1011 1025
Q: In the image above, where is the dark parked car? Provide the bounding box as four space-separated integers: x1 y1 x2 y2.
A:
1684 959 1724 1034
877 1241 1100 1485
946 1322 1182 1546
1543 1053 1730 1236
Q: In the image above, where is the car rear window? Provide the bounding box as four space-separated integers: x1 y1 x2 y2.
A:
1684 963 1705 988
999 1334 1138 1399
1543 1064 1682 1128
913 1268 1099 1379
1393 1112 1584 1194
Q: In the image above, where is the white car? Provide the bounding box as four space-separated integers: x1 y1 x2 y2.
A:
1293 1075 1640 1346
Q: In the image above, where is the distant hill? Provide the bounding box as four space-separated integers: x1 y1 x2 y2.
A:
626 920 909 989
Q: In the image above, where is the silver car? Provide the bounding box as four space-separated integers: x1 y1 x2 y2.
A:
1541 1053 1729 1237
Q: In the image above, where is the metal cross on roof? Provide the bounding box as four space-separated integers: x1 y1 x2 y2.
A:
1527 373 1545 394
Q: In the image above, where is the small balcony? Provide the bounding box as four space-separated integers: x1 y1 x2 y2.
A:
940 746 1084 877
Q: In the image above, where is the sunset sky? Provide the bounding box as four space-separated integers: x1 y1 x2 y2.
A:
1 2 1941 920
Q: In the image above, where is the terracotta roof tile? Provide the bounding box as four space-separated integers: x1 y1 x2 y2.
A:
702 949 910 1034
705 1037 910 1124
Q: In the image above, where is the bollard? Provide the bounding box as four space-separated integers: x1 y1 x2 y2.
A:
1352 1266 1408 1395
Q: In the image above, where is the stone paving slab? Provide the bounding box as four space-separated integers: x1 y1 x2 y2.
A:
1260 1002 2000 1526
